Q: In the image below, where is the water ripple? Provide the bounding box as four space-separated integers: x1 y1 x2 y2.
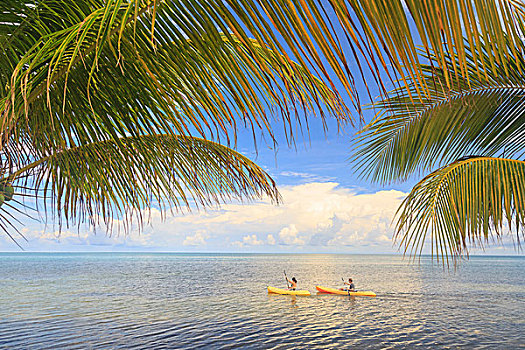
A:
0 253 523 349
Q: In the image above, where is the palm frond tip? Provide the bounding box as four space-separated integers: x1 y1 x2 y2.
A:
395 157 525 265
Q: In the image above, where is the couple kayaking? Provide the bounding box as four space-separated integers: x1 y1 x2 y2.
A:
268 277 375 297
272 270 375 297
286 276 356 292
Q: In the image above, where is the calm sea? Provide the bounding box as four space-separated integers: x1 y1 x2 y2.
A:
0 253 523 349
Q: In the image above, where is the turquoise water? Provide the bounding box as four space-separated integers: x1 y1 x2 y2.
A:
0 253 523 349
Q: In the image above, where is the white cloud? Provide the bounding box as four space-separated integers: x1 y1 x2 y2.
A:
155 182 407 252
12 182 519 255
278 224 305 245
183 230 208 246
279 171 335 182
0 182 409 252
0 223 153 251
232 234 264 247
243 234 263 246
1 181 521 255
280 171 314 178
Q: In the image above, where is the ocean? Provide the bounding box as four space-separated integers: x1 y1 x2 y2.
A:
0 253 523 349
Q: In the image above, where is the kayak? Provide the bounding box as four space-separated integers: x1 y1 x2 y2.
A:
267 286 311 296
316 286 376 297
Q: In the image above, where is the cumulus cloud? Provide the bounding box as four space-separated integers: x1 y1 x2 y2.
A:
183 230 209 246
0 222 154 251
278 224 305 245
143 182 407 252
232 234 264 248
1 182 520 255
1 182 410 252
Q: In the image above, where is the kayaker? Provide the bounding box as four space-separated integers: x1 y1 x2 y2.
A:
286 277 297 290
341 278 355 292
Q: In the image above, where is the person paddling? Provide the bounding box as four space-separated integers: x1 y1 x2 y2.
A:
286 277 298 290
340 278 355 292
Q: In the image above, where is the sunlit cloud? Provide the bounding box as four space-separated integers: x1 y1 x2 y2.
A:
232 234 264 248
278 224 305 245
183 230 209 246
0 181 521 255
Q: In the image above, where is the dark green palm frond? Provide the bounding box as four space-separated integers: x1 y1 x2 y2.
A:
0 0 41 86
341 0 525 97
353 43 525 184
1 0 351 158
396 157 525 266
4 0 525 123
8 134 279 233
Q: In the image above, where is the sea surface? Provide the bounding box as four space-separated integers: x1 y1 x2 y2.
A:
0 253 523 349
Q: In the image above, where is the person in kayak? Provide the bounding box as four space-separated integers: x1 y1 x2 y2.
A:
286 277 297 290
340 278 355 292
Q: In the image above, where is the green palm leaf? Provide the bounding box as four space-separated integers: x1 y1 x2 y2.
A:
6 0 523 111
336 0 525 98
4 32 348 164
5 134 279 240
396 157 525 266
353 43 525 184
1 0 351 150
0 0 350 246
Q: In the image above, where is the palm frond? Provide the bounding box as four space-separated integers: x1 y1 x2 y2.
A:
4 0 524 121
0 0 358 246
353 43 525 184
342 0 525 97
4 31 349 168
0 0 39 84
396 157 525 266
1 0 353 154
8 134 279 234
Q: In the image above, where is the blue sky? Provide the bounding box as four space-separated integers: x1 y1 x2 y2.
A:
0 6 521 256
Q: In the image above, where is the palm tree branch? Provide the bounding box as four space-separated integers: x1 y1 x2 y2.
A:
353 43 525 183
395 157 525 266
2 0 351 161
7 134 280 234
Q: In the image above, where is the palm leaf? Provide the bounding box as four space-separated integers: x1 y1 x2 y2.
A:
353 43 525 184
0 0 355 246
0 0 351 176
1 0 351 153
5 0 524 118
396 157 525 266
5 31 348 163
343 0 525 98
7 134 279 235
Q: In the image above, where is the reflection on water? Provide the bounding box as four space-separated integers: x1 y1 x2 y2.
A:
0 253 523 349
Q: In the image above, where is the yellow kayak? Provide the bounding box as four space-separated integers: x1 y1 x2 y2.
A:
316 285 376 297
267 286 311 296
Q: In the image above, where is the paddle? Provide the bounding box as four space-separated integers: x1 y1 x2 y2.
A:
342 277 350 297
284 270 290 289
